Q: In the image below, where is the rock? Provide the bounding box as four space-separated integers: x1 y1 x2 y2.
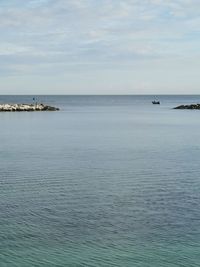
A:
174 104 200 110
0 103 59 112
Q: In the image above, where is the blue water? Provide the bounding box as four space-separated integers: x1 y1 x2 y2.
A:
1 95 200 266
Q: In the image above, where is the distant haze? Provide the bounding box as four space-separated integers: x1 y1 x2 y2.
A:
0 0 200 95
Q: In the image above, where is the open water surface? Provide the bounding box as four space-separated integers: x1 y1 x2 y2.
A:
1 95 200 266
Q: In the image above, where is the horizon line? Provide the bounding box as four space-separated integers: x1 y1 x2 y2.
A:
0 94 200 97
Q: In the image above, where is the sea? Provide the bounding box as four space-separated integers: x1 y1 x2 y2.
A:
1 95 200 267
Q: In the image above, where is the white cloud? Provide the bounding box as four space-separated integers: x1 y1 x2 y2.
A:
0 0 200 93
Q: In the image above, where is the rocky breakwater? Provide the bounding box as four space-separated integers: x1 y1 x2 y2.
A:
174 104 200 110
0 103 59 112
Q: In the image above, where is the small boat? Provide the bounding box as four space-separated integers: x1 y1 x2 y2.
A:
152 100 160 105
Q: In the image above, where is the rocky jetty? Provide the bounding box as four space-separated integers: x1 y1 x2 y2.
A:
0 103 59 112
174 104 200 110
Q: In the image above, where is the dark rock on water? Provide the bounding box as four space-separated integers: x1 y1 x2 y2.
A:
43 105 59 111
0 103 59 112
174 104 200 110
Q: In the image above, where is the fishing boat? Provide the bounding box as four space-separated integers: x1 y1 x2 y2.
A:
152 100 160 105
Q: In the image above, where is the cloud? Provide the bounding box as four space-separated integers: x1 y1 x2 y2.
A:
0 0 199 93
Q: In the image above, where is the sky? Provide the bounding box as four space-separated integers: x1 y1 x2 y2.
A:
0 0 200 95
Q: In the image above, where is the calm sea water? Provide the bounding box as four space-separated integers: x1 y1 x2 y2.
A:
1 95 200 267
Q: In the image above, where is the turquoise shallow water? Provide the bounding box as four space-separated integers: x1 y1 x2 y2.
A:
1 95 200 266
